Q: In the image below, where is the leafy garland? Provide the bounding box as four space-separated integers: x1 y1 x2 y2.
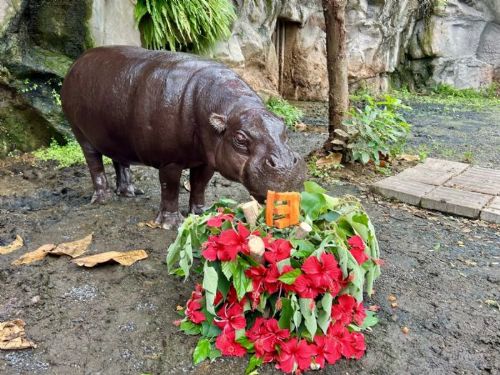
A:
134 0 237 52
167 182 381 374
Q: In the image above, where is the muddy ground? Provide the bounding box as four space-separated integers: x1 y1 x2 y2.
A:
1 100 499 375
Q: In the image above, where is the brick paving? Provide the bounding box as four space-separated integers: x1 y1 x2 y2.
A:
372 158 500 223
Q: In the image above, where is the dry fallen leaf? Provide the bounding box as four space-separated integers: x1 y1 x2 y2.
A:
0 235 24 255
316 153 342 167
0 320 36 350
73 250 148 267
401 326 410 335
397 154 420 162
51 234 92 257
12 234 93 266
138 221 162 229
391 302 398 308
388 294 397 302
12 244 56 266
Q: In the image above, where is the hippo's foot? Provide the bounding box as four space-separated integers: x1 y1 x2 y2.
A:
116 184 144 198
189 204 208 215
155 210 184 230
90 189 113 204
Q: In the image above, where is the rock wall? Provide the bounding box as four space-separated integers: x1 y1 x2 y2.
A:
0 0 139 157
211 0 499 98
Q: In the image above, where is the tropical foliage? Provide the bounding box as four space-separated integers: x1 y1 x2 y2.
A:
134 0 236 52
343 95 411 165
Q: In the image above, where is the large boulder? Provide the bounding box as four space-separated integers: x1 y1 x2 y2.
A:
0 0 141 157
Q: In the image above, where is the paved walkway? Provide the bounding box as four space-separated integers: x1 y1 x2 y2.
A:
372 158 500 223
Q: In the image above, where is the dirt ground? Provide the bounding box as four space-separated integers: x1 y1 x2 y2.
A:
1 101 499 375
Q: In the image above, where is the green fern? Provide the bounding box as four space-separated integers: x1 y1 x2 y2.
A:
135 0 237 52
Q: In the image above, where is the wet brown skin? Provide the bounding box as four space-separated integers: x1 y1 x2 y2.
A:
61 46 306 228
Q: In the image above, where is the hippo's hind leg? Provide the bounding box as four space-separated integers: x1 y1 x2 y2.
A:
113 161 144 197
74 132 112 204
189 164 215 214
155 164 184 229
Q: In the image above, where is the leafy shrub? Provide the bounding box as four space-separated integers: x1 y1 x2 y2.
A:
343 95 411 165
33 139 111 168
431 83 499 99
266 97 303 128
134 0 236 52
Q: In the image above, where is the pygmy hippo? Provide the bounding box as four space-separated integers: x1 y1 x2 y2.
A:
61 46 306 228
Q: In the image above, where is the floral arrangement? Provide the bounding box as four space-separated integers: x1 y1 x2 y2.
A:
167 182 381 374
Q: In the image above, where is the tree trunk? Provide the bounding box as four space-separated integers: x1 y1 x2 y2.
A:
322 0 349 153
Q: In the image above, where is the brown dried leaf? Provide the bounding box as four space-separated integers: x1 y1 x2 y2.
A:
388 294 397 302
316 153 342 167
51 234 92 258
0 320 36 350
73 250 148 267
0 235 24 255
12 244 56 266
138 221 161 229
401 326 410 335
397 154 420 162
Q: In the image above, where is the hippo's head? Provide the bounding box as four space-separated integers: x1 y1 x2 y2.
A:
208 108 306 202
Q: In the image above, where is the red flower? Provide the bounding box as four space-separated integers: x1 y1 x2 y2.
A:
264 238 292 263
341 331 366 359
348 235 369 264
293 274 320 299
313 334 342 367
201 235 238 262
276 338 317 373
215 329 247 357
214 303 246 331
207 209 234 227
301 253 343 295
247 318 290 362
331 294 366 327
246 264 283 308
218 222 252 255
185 286 206 324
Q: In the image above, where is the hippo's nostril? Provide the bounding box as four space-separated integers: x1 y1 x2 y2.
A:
293 156 298 164
266 157 277 168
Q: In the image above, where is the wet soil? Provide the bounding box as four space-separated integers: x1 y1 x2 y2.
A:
1 101 499 375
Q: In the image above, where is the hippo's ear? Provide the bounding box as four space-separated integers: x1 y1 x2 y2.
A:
209 113 227 133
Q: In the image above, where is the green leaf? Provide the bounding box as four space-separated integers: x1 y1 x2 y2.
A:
236 335 254 350
203 262 219 315
361 311 379 329
201 321 221 338
209 347 222 361
278 269 302 285
300 191 326 220
304 181 327 194
278 298 293 329
221 260 237 280
245 355 263 374
299 298 317 338
180 320 202 335
193 338 211 365
232 262 251 300
317 293 333 334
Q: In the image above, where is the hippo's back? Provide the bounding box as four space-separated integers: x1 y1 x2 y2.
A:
61 46 229 166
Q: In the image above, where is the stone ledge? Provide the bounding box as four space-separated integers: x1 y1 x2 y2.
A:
397 158 469 186
372 177 436 206
480 197 500 224
444 166 500 195
421 186 492 219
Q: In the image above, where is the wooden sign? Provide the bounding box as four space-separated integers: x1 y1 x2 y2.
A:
265 191 301 229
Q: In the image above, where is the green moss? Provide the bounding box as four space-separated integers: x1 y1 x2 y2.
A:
33 139 112 168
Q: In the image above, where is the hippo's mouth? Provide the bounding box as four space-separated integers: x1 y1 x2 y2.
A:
249 192 266 204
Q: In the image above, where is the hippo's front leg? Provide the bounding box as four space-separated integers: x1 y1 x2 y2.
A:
189 164 215 214
155 164 184 229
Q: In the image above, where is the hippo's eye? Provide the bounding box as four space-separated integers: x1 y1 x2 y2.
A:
233 131 249 150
